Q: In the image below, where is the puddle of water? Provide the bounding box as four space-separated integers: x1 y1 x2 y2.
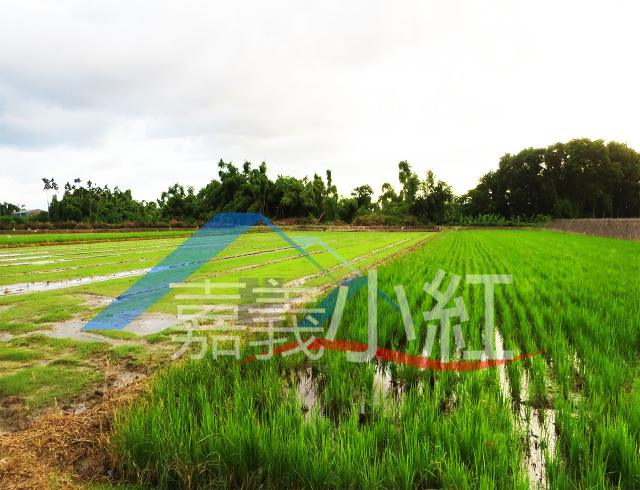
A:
0 251 51 258
8 317 136 345
0 236 414 297
0 245 291 275
296 367 319 421
494 330 557 489
569 350 582 376
366 239 411 256
372 365 393 403
0 254 53 263
0 242 173 259
518 369 557 489
0 268 151 296
45 331 119 343
0 259 74 267
286 328 561 489
0 244 178 266
293 363 404 426
0 266 81 278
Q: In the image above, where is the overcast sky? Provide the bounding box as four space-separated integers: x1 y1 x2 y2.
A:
1 0 639 210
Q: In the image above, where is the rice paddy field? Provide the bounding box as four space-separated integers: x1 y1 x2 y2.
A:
0 230 428 416
0 228 639 489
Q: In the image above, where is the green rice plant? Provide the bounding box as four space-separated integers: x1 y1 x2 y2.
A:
111 350 529 489
4 228 639 488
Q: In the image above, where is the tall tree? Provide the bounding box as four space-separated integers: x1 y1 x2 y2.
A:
42 177 58 222
351 184 374 209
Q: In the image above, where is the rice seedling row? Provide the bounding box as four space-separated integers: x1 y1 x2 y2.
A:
0 232 397 287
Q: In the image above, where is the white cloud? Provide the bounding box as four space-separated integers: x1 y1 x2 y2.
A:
1 0 639 209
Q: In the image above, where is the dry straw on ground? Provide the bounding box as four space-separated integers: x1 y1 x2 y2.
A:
0 381 145 490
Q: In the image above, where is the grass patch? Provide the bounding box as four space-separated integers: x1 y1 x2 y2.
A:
0 321 50 333
0 365 103 408
33 310 76 323
48 356 86 367
8 334 110 358
144 333 172 344
76 341 111 358
109 345 148 368
0 346 45 362
9 334 79 349
109 345 145 359
145 328 187 344
0 294 85 333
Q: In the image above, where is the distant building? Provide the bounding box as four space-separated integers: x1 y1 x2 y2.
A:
10 209 45 218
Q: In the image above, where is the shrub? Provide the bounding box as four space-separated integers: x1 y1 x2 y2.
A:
352 214 385 226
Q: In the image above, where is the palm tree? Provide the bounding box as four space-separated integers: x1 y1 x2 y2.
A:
42 178 58 223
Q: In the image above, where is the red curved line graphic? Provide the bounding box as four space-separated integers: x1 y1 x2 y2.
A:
238 338 544 371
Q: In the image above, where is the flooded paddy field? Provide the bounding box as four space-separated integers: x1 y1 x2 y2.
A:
0 230 427 436
1 229 639 489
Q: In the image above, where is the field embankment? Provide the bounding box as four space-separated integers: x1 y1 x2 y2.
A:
0 230 196 247
546 218 640 240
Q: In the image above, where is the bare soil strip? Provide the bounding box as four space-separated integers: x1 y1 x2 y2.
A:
1 268 153 296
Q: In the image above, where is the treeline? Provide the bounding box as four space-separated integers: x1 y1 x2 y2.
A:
43 178 157 224
463 139 640 219
0 202 21 216
37 160 454 226
3 138 639 228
